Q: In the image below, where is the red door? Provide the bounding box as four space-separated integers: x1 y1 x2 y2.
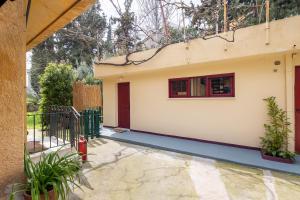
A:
118 82 130 129
295 67 300 153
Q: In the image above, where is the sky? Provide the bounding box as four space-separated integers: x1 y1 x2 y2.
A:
26 52 32 87
100 0 198 26
100 0 192 18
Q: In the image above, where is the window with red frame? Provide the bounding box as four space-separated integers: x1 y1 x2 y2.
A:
169 73 234 98
169 78 189 97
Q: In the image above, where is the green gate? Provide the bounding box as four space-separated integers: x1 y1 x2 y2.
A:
82 107 103 140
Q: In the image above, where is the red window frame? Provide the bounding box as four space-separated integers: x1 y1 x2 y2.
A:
169 78 190 97
169 73 235 98
207 73 235 97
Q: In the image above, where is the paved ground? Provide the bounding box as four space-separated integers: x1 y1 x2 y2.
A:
100 128 300 175
71 138 300 200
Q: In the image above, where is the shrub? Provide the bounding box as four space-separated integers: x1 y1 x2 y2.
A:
27 95 39 112
10 150 82 200
39 63 75 113
83 74 101 85
260 97 295 160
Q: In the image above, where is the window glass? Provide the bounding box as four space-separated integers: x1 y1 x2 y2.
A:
209 76 232 96
191 77 206 97
169 73 234 98
171 79 188 97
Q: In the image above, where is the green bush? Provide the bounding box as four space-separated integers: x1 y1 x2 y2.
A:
27 112 42 130
260 97 295 160
83 74 101 85
27 95 39 112
39 63 75 113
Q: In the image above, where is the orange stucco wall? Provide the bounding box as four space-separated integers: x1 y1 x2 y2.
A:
0 0 26 198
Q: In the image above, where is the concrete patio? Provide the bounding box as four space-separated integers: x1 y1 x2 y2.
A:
99 128 300 175
71 138 300 200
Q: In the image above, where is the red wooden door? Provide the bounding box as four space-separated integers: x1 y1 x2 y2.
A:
295 67 300 153
118 82 130 129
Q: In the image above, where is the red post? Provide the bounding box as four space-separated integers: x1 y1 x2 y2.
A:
78 136 87 162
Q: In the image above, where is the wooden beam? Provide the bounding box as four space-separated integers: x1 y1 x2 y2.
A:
26 0 95 50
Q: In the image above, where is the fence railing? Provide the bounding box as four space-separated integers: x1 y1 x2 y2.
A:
26 106 102 154
80 108 103 140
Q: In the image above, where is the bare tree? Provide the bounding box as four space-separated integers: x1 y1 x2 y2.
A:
136 0 178 47
109 0 138 55
136 0 162 47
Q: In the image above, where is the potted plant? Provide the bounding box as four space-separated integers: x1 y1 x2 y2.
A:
260 97 296 163
10 149 82 200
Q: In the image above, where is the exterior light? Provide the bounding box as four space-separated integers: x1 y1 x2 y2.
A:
274 60 281 65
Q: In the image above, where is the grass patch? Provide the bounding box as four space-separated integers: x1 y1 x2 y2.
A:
27 112 42 129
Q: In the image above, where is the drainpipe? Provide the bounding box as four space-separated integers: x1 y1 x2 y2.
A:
265 0 270 45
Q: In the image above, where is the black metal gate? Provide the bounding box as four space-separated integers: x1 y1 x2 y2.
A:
27 106 103 154
27 106 78 153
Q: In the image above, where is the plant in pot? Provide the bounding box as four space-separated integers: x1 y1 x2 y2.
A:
260 96 296 163
10 149 82 200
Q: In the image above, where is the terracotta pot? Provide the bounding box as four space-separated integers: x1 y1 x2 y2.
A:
261 151 294 164
24 189 56 200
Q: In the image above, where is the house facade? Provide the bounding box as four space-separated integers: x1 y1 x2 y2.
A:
95 16 300 152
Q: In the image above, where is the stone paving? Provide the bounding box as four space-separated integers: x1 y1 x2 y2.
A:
71 138 300 200
99 128 300 175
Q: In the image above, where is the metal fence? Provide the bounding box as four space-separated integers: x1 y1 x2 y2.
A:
26 106 102 154
80 108 103 140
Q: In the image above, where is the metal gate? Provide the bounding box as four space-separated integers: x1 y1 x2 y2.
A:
26 106 102 154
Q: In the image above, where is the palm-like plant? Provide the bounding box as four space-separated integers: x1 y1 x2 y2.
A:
261 97 295 160
10 149 82 200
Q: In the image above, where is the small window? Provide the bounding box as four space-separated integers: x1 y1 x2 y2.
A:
169 73 234 98
209 76 234 97
169 79 189 97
